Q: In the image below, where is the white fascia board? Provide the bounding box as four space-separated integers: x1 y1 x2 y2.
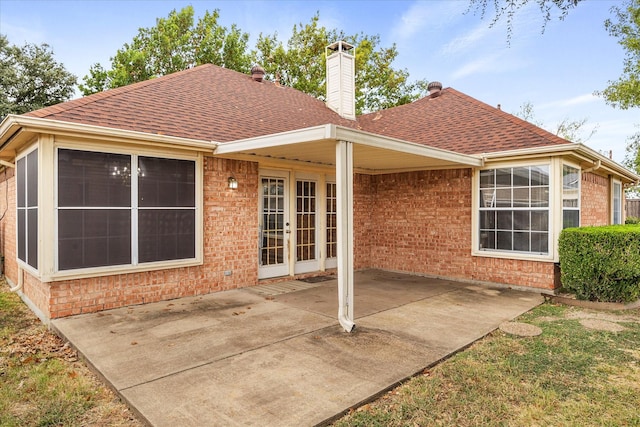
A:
0 115 218 152
483 143 640 183
215 123 483 167
333 126 483 167
214 124 334 154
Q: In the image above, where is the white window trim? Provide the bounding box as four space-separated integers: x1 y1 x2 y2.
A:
612 178 623 225
561 161 581 229
472 159 556 262
15 143 40 277
43 143 203 282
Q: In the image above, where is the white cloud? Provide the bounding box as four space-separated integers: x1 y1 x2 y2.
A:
390 1 467 41
540 93 600 109
451 52 528 80
441 23 492 56
1 20 46 45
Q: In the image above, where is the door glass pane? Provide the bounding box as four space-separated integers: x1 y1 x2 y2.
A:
296 180 316 261
260 178 285 266
326 183 337 259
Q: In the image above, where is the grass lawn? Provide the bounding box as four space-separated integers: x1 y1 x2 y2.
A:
334 303 640 426
0 281 142 426
1 280 639 427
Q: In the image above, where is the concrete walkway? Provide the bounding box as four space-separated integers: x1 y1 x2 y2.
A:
52 270 544 426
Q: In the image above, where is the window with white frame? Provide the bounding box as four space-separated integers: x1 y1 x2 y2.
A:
16 148 38 270
57 149 196 271
562 165 580 229
479 166 550 254
612 180 622 225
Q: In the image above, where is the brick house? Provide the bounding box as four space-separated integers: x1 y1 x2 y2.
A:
0 42 637 330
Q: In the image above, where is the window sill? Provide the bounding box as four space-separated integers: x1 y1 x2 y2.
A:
472 249 555 263
42 258 203 283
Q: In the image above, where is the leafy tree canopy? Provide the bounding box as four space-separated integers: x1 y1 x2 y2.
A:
82 8 428 114
0 35 76 119
79 6 252 95
598 0 640 110
254 13 428 114
624 126 640 172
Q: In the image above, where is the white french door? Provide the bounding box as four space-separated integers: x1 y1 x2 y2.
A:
325 181 338 269
294 177 320 274
258 172 290 279
258 171 334 279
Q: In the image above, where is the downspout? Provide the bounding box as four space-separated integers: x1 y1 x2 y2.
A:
9 266 23 292
583 159 601 174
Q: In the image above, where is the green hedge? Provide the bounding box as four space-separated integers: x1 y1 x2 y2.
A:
558 225 640 303
626 216 640 224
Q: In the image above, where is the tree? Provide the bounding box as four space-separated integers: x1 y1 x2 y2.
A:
514 101 597 143
598 0 640 110
254 13 429 114
79 6 252 95
0 35 77 119
624 126 640 173
467 0 582 38
623 127 640 197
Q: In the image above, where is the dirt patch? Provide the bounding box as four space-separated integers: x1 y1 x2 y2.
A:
499 322 542 337
566 310 640 324
536 316 563 322
579 319 627 332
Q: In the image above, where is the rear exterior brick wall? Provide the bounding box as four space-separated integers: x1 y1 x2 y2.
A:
353 174 373 269
0 169 17 288
2 158 617 319
358 169 557 290
4 158 260 319
581 172 610 226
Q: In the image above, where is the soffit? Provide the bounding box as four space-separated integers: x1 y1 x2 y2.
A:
214 125 483 174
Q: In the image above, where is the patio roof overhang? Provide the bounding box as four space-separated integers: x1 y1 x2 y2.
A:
215 124 483 333
213 124 484 173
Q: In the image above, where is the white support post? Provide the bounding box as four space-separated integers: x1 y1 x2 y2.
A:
336 140 355 332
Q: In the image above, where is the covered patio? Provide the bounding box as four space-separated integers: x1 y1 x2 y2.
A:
215 124 484 331
52 269 543 426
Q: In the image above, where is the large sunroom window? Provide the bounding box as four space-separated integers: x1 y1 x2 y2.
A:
17 148 38 270
479 166 550 255
57 149 196 271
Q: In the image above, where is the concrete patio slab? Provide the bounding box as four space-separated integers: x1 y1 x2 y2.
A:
51 270 544 426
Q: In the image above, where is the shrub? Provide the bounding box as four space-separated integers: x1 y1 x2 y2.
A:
626 216 640 224
558 225 640 303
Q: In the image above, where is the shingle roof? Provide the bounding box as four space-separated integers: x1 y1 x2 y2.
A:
26 64 357 142
25 64 567 154
356 88 568 155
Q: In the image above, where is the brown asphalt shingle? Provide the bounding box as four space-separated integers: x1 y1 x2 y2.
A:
25 64 568 154
356 88 568 155
26 64 357 142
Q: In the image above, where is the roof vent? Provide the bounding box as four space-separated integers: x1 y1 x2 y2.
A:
427 81 442 95
251 65 265 82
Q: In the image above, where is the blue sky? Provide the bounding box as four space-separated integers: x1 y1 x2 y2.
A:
1 0 638 163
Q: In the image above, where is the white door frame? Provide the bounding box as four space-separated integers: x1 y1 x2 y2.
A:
293 172 321 274
258 170 290 279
